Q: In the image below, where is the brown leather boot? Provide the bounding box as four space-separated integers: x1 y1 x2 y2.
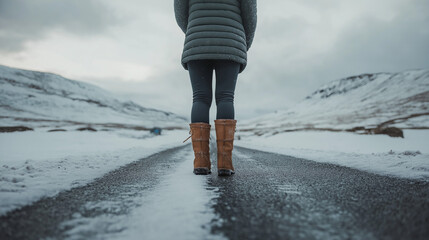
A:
214 119 237 176
187 122 211 175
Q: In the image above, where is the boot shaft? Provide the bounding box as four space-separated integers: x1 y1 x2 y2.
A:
189 122 211 172
190 122 211 152
214 119 236 152
214 119 237 172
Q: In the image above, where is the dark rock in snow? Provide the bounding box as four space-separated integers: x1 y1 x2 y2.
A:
48 129 67 132
373 127 404 138
76 127 97 132
0 126 33 133
347 126 366 132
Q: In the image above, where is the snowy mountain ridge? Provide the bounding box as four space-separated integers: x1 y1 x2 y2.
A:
0 64 187 130
307 73 382 99
239 69 429 136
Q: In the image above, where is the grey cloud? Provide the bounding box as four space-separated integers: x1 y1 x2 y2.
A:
1 0 428 120
0 0 117 52
231 0 429 118
313 1 429 80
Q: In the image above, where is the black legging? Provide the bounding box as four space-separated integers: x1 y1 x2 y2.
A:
188 59 240 123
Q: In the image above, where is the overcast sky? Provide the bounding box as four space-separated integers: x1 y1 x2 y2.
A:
1 0 428 121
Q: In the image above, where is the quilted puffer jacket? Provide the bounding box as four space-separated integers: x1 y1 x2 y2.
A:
174 0 257 73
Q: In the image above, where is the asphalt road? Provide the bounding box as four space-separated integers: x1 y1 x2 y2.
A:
1 144 428 239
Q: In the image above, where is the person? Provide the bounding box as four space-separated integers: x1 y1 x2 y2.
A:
175 0 257 176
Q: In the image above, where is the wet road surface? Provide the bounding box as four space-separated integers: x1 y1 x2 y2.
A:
1 144 428 239
210 146 429 240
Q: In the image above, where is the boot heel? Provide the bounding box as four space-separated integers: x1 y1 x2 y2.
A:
193 168 211 175
218 169 234 176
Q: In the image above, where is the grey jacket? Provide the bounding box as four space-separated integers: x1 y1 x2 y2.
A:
174 0 257 73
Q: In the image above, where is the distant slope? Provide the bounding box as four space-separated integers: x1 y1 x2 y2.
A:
240 69 429 135
0 65 187 130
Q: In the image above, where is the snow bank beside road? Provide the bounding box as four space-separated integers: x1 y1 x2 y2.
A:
0 129 188 216
235 130 429 180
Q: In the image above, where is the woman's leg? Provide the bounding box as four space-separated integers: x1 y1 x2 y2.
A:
214 60 240 119
188 60 214 123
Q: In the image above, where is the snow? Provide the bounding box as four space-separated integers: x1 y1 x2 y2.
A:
0 64 187 129
2 63 428 238
2 126 427 219
0 129 189 216
0 64 193 216
60 148 224 240
235 130 429 180
240 69 429 134
118 150 220 240
235 69 429 180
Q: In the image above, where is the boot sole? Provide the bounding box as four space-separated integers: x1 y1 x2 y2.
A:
218 169 235 176
193 168 211 175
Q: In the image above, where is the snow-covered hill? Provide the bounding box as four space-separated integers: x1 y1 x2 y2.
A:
0 65 187 130
239 69 429 136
